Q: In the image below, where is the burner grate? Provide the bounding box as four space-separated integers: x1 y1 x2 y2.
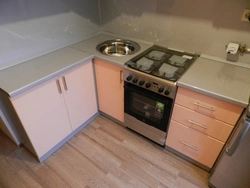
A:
125 45 199 82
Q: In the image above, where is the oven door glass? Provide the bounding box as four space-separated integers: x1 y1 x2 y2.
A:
124 82 173 132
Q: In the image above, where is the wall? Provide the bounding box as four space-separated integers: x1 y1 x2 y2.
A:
0 115 16 144
0 0 100 70
100 0 250 65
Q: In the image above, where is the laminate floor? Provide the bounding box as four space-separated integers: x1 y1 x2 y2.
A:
0 115 210 188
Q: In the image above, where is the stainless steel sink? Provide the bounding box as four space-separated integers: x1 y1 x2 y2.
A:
96 39 141 56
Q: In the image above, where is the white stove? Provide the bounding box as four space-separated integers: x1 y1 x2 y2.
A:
124 45 199 99
123 45 199 146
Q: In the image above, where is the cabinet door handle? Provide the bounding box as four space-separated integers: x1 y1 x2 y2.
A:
120 70 123 84
62 76 68 91
188 120 208 129
193 102 215 112
56 79 62 94
181 141 199 151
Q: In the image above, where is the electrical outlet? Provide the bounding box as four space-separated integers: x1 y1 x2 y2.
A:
241 9 250 22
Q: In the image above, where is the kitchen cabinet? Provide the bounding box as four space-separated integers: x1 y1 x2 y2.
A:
11 61 98 160
165 87 244 169
61 61 98 131
94 59 124 122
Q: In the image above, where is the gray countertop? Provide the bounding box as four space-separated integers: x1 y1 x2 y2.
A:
69 33 153 66
0 47 93 97
177 57 250 107
0 33 153 97
1 32 249 107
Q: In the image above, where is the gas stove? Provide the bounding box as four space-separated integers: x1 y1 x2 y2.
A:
124 45 199 99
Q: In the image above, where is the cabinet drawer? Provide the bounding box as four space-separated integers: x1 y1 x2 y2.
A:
171 104 233 142
165 120 224 168
175 87 243 125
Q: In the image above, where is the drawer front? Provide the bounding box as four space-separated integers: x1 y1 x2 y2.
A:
175 87 243 125
165 120 224 168
171 104 233 142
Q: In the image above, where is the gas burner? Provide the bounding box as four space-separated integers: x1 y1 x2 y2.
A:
147 50 166 60
136 57 154 72
125 45 199 83
169 55 187 66
158 63 178 78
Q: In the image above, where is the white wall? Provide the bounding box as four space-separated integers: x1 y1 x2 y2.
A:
2 0 250 69
0 0 100 70
100 0 250 65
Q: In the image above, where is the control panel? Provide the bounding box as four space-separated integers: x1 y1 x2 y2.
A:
123 69 176 99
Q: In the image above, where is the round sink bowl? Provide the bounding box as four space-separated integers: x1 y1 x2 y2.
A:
96 39 141 56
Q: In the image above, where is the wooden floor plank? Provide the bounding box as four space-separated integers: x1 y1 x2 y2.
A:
69 133 123 173
0 115 210 188
120 161 161 187
0 159 30 188
18 169 43 188
0 130 18 161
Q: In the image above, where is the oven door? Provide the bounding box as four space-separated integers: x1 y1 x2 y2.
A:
124 82 173 139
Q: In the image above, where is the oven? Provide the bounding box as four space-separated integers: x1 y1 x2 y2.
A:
124 82 173 145
123 45 199 146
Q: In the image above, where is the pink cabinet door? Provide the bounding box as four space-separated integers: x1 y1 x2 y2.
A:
11 78 72 158
94 59 124 122
62 61 98 131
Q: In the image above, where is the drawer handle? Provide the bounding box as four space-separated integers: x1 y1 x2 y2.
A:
62 76 68 91
181 141 199 151
56 79 62 94
188 120 208 129
120 70 123 84
193 102 215 112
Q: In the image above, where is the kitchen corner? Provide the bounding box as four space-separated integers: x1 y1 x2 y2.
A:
1 31 250 162
1 0 250 186
0 33 153 160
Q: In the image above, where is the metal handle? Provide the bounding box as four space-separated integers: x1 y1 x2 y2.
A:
193 102 215 112
181 141 199 151
62 76 68 91
120 70 123 84
226 116 250 156
56 79 62 94
188 120 208 129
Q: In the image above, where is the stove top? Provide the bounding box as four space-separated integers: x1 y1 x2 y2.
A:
125 45 199 82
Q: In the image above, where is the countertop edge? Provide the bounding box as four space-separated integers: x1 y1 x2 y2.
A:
8 55 94 98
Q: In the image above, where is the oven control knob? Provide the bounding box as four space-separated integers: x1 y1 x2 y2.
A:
164 89 171 95
158 87 164 93
126 75 133 81
139 80 145 86
132 78 138 83
145 83 151 88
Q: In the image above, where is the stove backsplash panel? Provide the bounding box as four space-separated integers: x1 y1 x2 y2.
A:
0 0 100 70
100 0 250 66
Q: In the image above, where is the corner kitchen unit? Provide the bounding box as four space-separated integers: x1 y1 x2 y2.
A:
0 47 99 162
2 0 250 187
0 33 152 162
0 32 250 188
